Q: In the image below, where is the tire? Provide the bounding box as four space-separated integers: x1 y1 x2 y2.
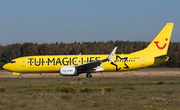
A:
19 75 22 78
86 73 92 78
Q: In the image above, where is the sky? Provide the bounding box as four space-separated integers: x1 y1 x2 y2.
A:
0 0 180 46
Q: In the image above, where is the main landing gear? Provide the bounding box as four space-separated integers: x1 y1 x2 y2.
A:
19 75 22 78
86 73 92 78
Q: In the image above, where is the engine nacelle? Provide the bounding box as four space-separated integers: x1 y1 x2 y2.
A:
60 66 78 76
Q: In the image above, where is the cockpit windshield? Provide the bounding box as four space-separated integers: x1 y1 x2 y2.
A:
10 61 16 63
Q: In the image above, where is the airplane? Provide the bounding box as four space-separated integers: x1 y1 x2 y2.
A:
3 23 174 78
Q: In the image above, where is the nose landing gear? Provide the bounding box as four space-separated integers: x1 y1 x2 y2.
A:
19 75 22 78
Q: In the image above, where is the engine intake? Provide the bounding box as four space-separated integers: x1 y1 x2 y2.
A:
60 66 78 76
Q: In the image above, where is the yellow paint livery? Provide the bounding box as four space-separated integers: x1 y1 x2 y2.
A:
3 23 174 77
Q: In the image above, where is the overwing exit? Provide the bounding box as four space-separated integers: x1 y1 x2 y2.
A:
3 23 174 78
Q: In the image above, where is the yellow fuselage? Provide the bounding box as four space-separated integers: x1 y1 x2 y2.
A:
3 54 158 73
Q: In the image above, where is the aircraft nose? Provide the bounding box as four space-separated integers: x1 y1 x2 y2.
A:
2 64 9 70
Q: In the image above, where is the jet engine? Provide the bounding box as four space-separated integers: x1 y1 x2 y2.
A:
60 66 78 76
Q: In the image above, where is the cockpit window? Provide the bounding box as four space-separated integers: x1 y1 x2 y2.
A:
10 61 16 63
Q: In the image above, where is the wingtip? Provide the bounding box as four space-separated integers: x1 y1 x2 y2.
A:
166 23 174 26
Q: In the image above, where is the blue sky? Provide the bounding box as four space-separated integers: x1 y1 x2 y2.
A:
0 0 180 46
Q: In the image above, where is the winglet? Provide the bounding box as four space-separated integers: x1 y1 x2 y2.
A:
107 47 118 63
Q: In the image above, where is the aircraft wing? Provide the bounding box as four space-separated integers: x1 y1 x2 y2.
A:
76 47 117 71
76 60 103 70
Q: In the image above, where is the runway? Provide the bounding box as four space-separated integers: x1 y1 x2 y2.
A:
0 82 69 86
0 68 180 78
0 68 180 86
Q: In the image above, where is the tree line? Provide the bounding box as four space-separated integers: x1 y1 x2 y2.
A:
0 40 180 69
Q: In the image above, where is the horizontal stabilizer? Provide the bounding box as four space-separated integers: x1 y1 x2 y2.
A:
155 52 178 59
153 52 178 66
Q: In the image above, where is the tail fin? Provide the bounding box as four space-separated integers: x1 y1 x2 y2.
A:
131 23 174 56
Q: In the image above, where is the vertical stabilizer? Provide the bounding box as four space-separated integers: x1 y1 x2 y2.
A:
131 23 174 56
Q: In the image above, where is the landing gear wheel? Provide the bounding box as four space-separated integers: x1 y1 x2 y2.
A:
86 73 92 78
19 75 22 78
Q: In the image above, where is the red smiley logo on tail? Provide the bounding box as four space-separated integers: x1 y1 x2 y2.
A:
154 38 168 50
